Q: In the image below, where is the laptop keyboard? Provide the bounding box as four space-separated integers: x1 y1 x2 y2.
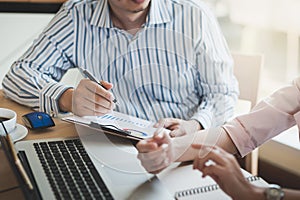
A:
33 139 114 200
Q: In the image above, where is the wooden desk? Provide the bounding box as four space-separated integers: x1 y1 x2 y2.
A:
0 90 264 199
0 90 77 199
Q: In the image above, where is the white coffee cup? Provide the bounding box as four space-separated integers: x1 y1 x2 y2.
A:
0 108 17 135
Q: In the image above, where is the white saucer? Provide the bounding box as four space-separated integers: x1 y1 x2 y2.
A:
10 124 28 142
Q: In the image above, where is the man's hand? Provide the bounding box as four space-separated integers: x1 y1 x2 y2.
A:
71 79 115 116
154 118 202 137
136 129 174 174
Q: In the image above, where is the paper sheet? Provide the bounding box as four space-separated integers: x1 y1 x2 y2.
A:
62 111 158 139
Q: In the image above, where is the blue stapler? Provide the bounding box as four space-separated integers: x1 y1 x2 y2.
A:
22 112 55 130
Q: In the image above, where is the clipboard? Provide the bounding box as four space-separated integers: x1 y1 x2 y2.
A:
62 111 158 141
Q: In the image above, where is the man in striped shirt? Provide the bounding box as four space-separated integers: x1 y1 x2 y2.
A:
2 0 239 136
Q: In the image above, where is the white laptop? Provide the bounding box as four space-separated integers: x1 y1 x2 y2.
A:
0 126 173 200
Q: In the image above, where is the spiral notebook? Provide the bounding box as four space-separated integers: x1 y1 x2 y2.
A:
174 175 268 200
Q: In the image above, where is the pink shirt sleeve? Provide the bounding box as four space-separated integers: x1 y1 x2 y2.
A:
223 77 300 157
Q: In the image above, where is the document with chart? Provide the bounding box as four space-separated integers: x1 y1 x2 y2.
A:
62 111 158 140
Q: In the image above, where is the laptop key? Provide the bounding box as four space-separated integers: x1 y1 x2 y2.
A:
34 139 114 200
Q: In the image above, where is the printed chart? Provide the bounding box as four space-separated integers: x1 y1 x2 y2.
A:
94 111 157 139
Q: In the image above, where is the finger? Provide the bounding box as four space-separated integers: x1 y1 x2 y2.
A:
94 93 114 110
137 143 168 160
73 80 113 113
100 80 113 90
81 80 113 107
154 118 180 128
223 153 242 171
73 94 108 116
201 164 224 179
153 118 166 128
192 146 213 169
153 129 171 146
82 97 112 114
136 140 159 153
195 147 227 170
141 150 169 170
138 144 168 161
100 80 116 105
153 124 165 136
82 105 110 116
193 156 201 170
169 129 185 137
86 80 115 103
149 157 170 172
139 146 170 172
75 107 94 116
168 124 180 130
193 154 211 171
170 129 183 137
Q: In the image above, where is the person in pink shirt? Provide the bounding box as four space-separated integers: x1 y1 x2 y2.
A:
137 77 300 199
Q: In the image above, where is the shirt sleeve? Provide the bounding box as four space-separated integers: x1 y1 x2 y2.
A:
223 77 300 157
2 4 75 116
191 6 239 129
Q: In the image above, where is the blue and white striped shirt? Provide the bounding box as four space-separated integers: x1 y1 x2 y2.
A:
2 0 239 128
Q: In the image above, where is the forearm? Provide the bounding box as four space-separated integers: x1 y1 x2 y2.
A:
174 128 238 162
173 135 199 162
2 67 40 108
3 64 73 116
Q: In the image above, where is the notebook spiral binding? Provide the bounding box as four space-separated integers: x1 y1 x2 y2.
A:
174 176 260 199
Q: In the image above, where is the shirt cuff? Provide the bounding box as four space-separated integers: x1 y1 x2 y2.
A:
190 109 213 129
222 119 255 157
39 82 73 117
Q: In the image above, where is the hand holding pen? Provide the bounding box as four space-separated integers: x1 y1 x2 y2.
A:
71 68 117 116
80 69 117 103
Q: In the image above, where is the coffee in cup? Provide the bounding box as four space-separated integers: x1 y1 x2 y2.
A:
0 108 17 135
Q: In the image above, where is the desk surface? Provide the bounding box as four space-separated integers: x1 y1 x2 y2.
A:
0 90 259 199
0 90 77 199
0 90 76 140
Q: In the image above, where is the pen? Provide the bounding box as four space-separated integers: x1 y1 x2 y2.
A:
79 68 117 103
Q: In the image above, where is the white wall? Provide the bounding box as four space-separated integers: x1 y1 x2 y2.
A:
0 13 54 89
0 13 80 88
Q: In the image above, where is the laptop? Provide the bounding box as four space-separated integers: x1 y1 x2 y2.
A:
0 126 173 200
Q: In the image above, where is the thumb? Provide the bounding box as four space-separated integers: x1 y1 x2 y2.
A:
153 129 171 146
169 129 185 137
100 80 113 90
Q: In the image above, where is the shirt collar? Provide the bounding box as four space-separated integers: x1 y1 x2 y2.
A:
91 0 112 28
147 0 172 26
90 0 172 28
